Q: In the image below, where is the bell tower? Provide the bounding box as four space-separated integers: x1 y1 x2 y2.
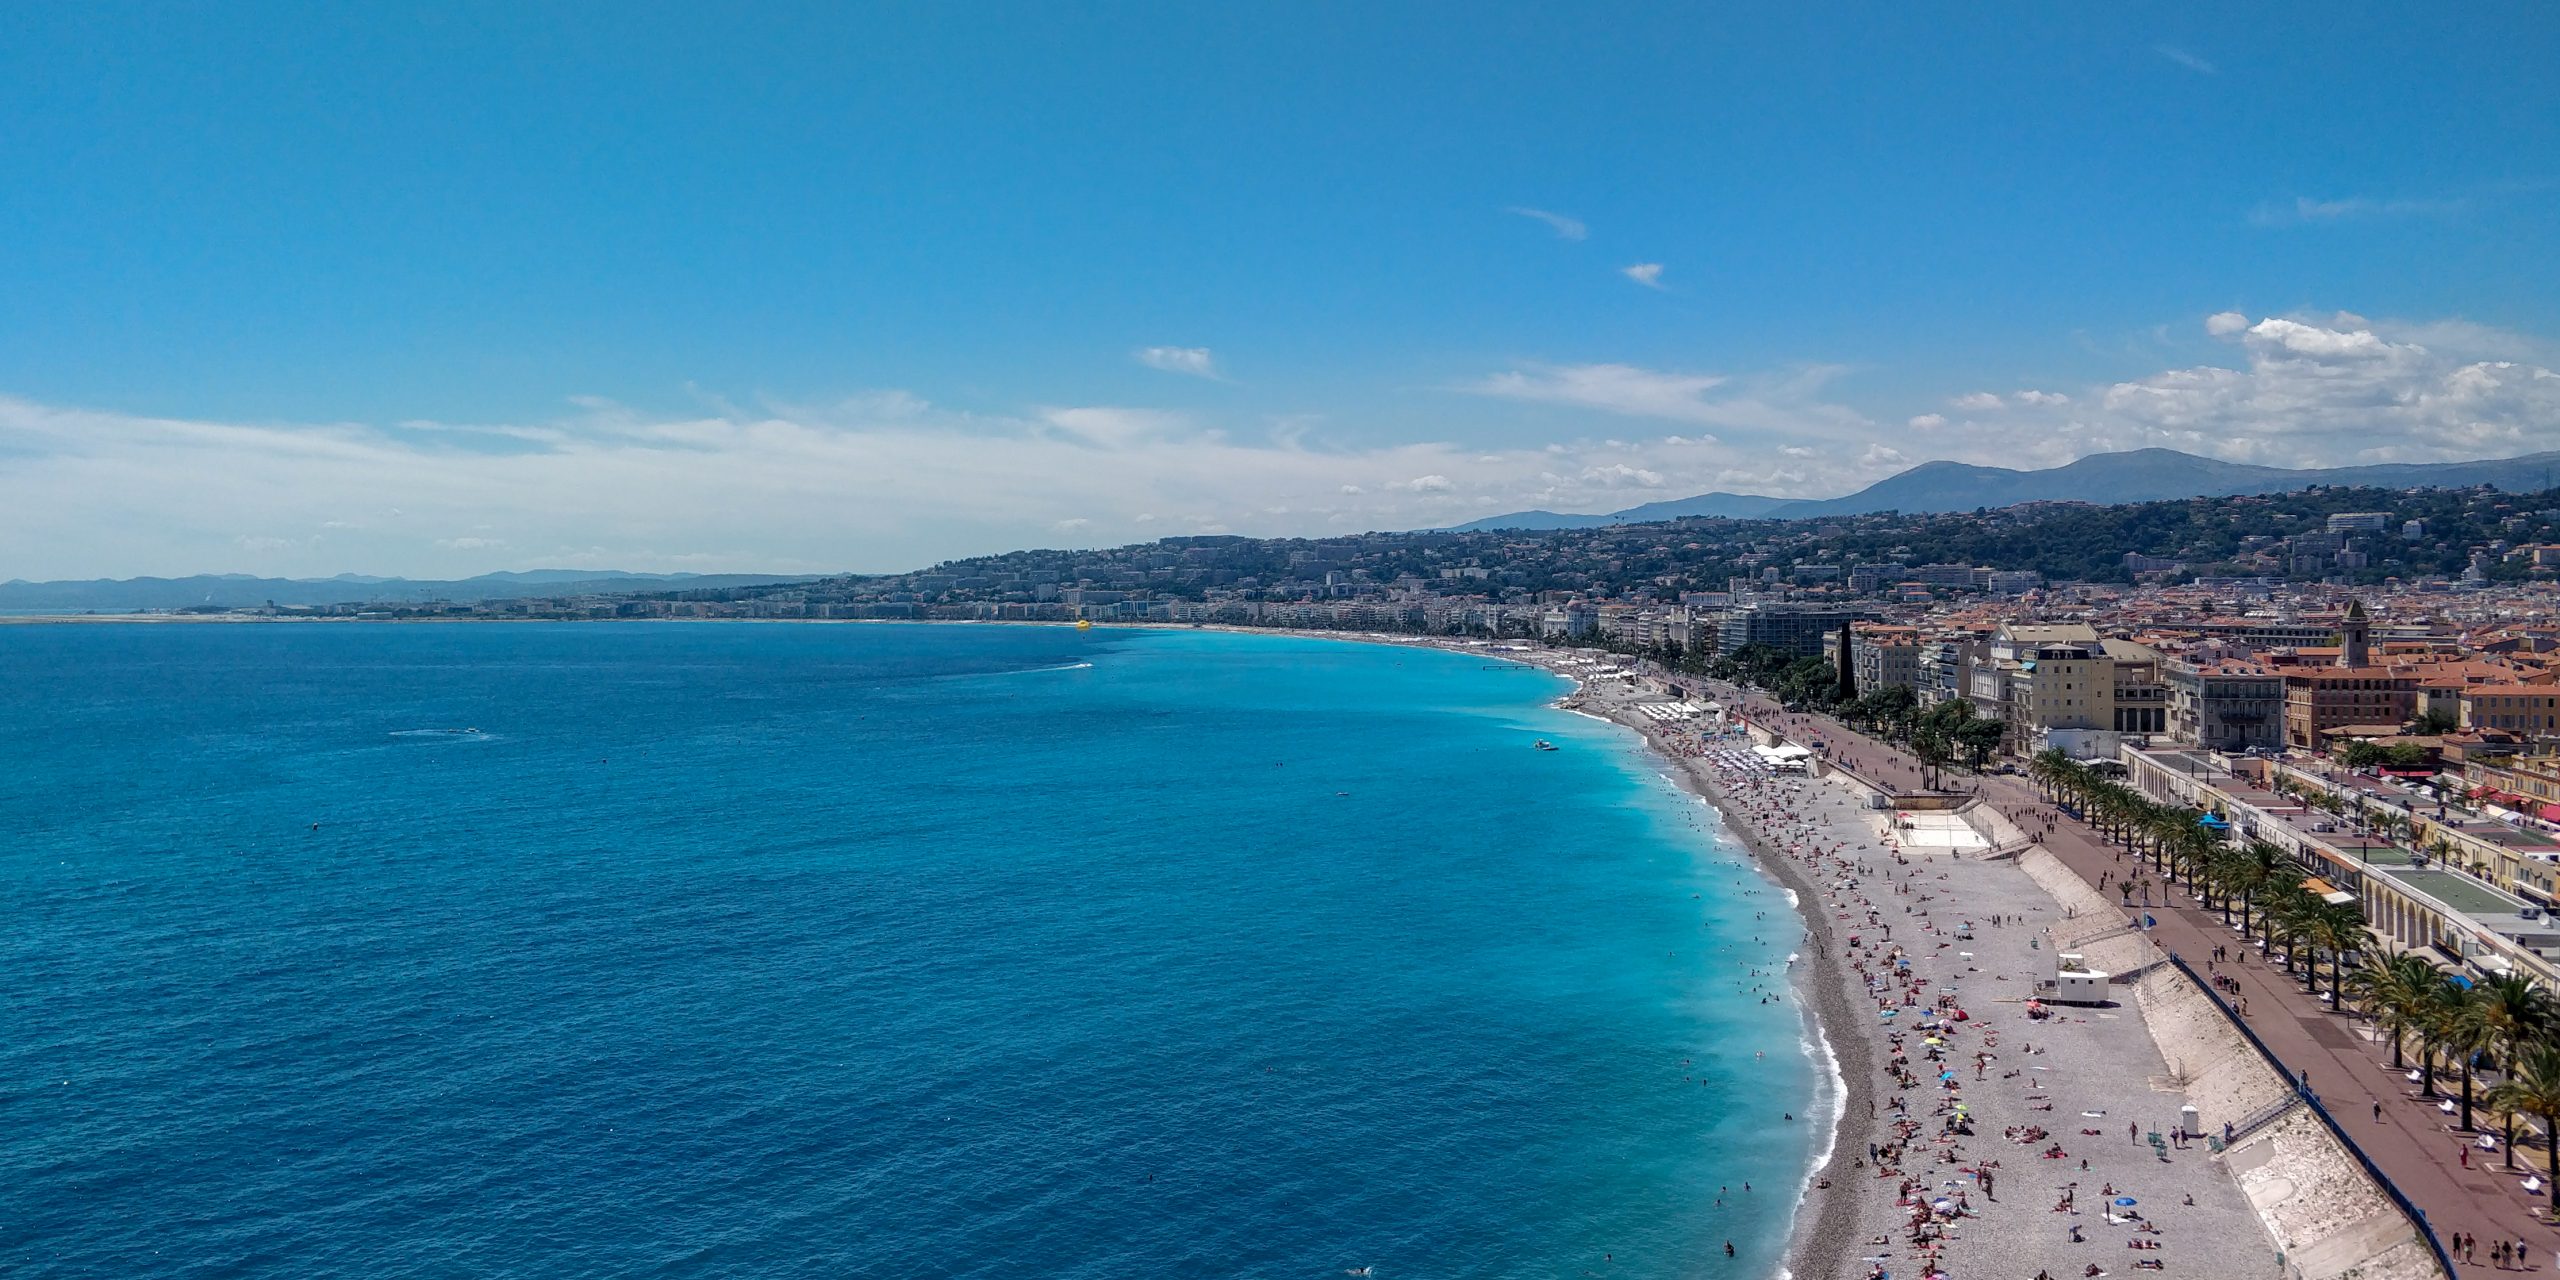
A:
2338 599 2370 669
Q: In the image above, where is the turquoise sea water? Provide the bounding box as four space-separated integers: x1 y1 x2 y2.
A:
2 623 1815 1278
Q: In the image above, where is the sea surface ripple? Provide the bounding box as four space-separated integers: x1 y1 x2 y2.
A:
1 623 1814 1278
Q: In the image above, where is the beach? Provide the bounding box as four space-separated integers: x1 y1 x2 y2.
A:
1526 654 2286 1280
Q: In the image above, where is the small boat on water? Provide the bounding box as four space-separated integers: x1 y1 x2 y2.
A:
1533 739 1558 752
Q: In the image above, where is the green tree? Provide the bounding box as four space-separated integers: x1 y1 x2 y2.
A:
2489 1045 2560 1183
2346 952 2439 1072
2472 975 2558 1155
1955 718 2008 770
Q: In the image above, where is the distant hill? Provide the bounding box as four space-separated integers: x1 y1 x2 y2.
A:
1448 447 2560 530
0 570 825 612
1448 491 1791 531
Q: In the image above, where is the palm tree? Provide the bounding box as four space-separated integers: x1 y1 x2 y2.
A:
2346 953 2440 1071
2174 823 2219 897
2471 975 2558 1156
2142 804 2190 878
2262 885 2320 981
2483 1088 2529 1171
2302 899 2369 1007
2490 1045 2560 1184
2446 985 2496 1130
2197 842 2237 921
2030 748 2068 800
2227 840 2287 938
2414 976 2476 1100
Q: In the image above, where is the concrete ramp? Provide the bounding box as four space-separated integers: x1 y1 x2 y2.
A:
1887 809 1990 852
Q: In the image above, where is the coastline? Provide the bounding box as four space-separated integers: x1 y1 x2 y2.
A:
1500 644 2284 1280
11 616 2295 1275
1414 634 1869 1275
1542 668 1877 1278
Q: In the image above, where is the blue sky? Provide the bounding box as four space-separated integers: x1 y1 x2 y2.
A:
4 3 2557 577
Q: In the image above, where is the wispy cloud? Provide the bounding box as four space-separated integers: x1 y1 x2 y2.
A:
2248 194 2469 227
1940 310 2560 469
1134 346 1222 378
1463 361 1874 442
13 306 2557 579
2154 44 2217 74
1621 262 1666 290
1504 206 1588 241
0 389 1867 578
1468 363 1727 425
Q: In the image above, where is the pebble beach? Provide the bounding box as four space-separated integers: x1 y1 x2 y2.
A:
1560 668 2275 1280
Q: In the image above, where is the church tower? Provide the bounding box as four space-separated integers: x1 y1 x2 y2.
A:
2338 599 2370 669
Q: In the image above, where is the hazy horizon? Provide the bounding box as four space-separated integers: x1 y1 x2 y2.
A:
4 6 2555 579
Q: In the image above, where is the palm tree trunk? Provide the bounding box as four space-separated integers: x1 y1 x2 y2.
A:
2462 1063 2477 1131
2507 1038 2523 1165
2388 1020 2404 1071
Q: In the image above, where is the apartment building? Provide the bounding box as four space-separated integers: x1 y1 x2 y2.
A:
2163 656 2284 753
2462 686 2560 739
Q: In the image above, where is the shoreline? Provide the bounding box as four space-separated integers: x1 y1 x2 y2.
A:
1534 654 2286 1280
7 616 2291 1275
1555 680 1878 1278
1455 641 1873 1276
4 613 1857 1267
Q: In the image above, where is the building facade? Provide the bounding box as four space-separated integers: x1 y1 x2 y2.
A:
2163 658 2284 753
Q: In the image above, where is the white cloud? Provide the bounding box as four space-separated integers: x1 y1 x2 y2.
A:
1579 464 1666 488
1038 405 1189 446
1622 263 1666 289
10 304 2555 579
1471 363 1727 423
2074 311 2560 464
1951 391 2005 410
1858 309 2560 477
14 393 1770 577
1464 361 1883 459
1135 346 1221 379
2154 44 2217 74
1504 206 1588 241
2248 195 2468 227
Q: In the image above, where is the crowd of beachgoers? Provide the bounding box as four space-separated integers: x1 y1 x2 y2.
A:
1557 671 2276 1280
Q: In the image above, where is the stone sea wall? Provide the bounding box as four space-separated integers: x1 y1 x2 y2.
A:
2133 968 2444 1280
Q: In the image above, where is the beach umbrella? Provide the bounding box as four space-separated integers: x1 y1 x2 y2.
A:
2114 1196 2137 1207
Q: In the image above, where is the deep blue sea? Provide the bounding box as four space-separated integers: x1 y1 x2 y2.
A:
1 623 1817 1278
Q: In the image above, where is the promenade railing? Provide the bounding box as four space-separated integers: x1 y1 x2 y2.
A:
2163 952 2456 1280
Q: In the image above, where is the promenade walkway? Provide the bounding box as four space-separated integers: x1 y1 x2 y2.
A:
1712 684 2558 1275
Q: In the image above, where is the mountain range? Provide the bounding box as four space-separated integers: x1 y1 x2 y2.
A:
1448 447 2560 531
0 570 822 613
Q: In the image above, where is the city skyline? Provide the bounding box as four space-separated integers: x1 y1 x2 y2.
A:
4 5 2556 577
